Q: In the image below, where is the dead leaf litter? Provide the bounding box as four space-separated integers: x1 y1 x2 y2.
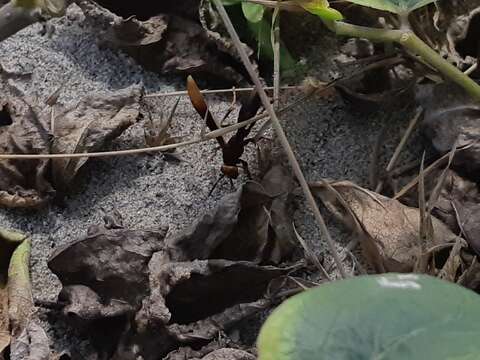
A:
3 1 480 360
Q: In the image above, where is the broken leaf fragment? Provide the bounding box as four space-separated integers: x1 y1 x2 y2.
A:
48 207 294 359
257 274 480 360
51 85 142 191
166 344 255 360
312 181 457 272
0 86 142 208
427 169 480 257
0 96 53 208
167 165 296 264
419 83 480 176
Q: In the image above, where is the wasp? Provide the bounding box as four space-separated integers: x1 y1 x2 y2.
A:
187 76 262 194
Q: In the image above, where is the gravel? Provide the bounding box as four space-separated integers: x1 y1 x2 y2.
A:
0 3 422 356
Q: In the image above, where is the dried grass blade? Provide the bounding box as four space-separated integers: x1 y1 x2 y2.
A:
293 223 331 281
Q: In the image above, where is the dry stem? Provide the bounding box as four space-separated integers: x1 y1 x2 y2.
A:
212 0 347 278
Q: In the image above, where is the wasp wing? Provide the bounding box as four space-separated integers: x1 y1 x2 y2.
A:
236 91 262 139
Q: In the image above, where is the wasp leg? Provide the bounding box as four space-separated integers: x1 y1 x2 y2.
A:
208 174 225 197
239 159 251 179
229 177 235 190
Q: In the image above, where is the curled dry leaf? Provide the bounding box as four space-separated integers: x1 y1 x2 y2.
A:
167 165 296 264
0 96 53 208
51 85 142 191
312 181 458 272
0 86 141 208
78 1 253 84
48 209 292 359
418 83 480 176
137 258 284 331
48 217 167 308
0 229 48 360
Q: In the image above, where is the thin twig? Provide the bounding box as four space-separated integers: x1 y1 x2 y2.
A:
212 0 347 278
426 141 458 215
375 107 423 193
293 223 331 281
464 62 478 76
369 125 387 190
394 142 474 200
418 152 428 250
0 91 313 160
145 85 300 98
271 4 281 108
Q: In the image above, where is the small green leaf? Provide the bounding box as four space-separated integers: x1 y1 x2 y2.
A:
299 0 344 21
247 18 296 70
242 2 265 23
222 0 242 5
343 0 436 14
258 274 480 360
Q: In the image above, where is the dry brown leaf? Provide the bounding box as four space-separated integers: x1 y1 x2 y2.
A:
428 170 480 256
78 1 254 84
51 85 142 191
167 166 295 264
48 211 292 359
9 322 50 360
313 181 458 272
165 344 255 360
48 215 167 307
418 83 480 176
0 97 53 208
0 87 143 208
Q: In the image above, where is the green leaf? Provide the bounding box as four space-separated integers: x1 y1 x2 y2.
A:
242 2 265 23
0 229 31 356
222 0 242 5
247 18 296 70
342 0 436 14
258 274 480 360
299 0 344 21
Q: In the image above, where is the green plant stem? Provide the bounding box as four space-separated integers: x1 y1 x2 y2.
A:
329 21 480 101
399 32 480 99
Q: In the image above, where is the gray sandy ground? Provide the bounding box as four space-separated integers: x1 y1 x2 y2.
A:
0 4 422 356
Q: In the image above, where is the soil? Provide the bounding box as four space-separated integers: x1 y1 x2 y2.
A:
0 4 423 357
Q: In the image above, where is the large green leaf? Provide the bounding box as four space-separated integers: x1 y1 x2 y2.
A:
343 0 436 14
258 274 480 360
